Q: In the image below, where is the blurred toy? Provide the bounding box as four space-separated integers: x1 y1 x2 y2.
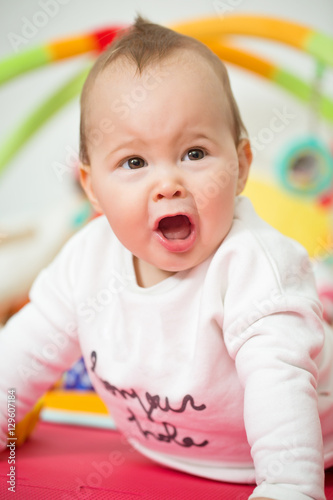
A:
41 389 115 429
62 357 94 390
276 136 333 198
274 55 333 203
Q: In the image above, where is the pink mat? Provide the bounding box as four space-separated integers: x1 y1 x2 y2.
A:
1 422 333 499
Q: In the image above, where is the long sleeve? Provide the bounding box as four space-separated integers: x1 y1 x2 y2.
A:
217 197 329 499
0 237 82 450
225 295 325 499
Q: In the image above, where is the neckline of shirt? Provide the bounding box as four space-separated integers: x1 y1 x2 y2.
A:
122 245 191 295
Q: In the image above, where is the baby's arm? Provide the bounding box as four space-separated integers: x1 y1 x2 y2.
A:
0 303 81 449
226 304 325 500
0 238 82 450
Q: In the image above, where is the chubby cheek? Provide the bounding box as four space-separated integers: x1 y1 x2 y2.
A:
196 176 236 244
96 183 144 241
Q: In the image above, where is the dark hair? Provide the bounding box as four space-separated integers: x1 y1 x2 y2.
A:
79 15 247 165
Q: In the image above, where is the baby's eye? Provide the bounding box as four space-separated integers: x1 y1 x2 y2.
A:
121 157 147 170
183 148 206 161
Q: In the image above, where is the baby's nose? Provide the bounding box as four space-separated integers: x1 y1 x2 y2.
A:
151 168 187 201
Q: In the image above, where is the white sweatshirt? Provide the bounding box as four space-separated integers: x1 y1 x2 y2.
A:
1 196 333 500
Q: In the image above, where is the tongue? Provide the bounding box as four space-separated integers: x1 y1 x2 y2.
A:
158 215 191 240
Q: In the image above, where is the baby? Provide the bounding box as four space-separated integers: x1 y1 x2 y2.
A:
1 16 333 500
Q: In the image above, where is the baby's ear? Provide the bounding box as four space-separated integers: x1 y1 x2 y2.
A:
79 164 104 214
236 139 252 195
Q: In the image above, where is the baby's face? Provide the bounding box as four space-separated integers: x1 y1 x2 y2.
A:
81 55 250 275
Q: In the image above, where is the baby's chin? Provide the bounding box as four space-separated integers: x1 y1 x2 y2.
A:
151 254 209 274
139 257 193 277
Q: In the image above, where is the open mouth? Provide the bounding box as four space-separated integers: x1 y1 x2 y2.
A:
158 215 191 240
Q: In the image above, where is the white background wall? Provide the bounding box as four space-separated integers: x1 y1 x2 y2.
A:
1 0 333 224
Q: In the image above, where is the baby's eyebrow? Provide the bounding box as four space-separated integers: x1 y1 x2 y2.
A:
184 133 212 143
104 138 140 161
